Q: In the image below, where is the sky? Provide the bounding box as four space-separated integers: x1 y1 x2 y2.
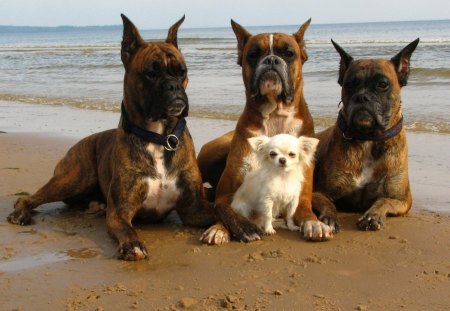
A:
1 0 449 29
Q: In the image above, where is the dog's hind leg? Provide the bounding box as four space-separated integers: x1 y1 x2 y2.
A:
7 144 98 225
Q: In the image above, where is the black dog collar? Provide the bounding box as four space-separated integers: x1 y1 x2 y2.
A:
337 110 403 142
121 102 186 151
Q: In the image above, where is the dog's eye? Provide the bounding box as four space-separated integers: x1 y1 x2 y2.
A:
269 151 278 158
376 80 390 90
144 70 158 80
344 78 359 90
282 49 295 59
177 67 187 78
247 49 261 61
288 152 296 158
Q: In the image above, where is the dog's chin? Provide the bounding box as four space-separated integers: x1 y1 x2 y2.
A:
167 105 186 117
259 81 283 98
348 109 384 134
146 101 186 121
256 71 283 98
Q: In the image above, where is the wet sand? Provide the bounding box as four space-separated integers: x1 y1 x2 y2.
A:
1 105 450 310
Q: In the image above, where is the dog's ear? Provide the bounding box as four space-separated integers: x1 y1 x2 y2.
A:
231 19 252 66
248 136 269 153
298 136 319 167
331 39 354 86
391 38 419 87
121 14 145 66
166 15 185 49
293 18 311 64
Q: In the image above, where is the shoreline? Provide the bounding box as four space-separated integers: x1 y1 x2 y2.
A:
0 102 449 310
1 100 449 212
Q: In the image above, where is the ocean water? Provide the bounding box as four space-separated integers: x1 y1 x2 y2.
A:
0 19 449 133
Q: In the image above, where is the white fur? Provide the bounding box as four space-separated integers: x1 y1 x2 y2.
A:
353 144 378 188
269 34 274 55
354 160 375 188
142 121 181 214
231 134 319 235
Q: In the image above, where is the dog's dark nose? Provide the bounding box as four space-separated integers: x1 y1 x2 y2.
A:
164 80 181 92
263 55 281 66
279 157 286 165
356 94 370 104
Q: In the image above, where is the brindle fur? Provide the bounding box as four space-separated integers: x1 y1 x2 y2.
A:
313 39 419 230
7 15 248 260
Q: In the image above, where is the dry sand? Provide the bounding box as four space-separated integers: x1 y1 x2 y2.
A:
0 122 449 310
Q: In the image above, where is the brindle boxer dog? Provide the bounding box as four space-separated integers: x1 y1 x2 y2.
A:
7 14 256 260
198 19 335 245
313 38 419 230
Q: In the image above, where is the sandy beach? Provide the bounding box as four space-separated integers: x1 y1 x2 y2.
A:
0 102 449 310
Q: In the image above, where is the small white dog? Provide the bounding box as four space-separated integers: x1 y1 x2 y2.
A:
231 134 319 235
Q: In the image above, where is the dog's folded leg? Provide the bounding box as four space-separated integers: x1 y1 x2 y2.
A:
357 197 410 231
312 192 340 233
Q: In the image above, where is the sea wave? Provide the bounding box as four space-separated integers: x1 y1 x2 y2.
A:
1 93 449 134
306 38 450 45
1 37 449 52
411 67 450 79
302 67 450 82
167 37 450 46
0 93 120 112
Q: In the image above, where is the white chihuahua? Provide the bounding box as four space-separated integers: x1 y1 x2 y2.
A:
231 134 319 235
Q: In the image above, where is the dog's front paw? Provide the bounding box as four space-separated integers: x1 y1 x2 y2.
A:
228 217 262 243
200 223 231 245
118 241 148 261
264 227 276 236
7 209 32 226
7 197 34 225
215 203 262 243
301 220 333 241
357 213 385 231
318 214 340 233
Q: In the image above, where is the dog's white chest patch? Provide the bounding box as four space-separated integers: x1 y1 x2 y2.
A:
354 158 376 188
142 142 180 214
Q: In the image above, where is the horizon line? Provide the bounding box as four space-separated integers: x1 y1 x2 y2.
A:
0 18 448 31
